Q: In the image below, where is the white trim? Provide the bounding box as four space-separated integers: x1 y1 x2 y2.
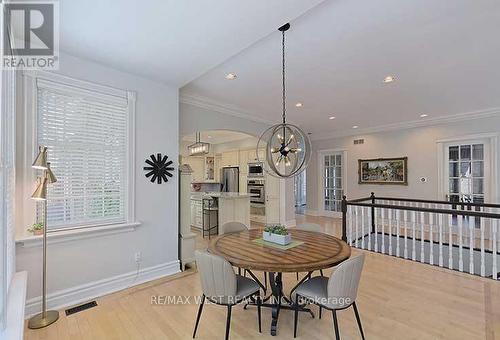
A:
18 71 137 236
436 133 498 203
15 222 141 248
1 272 27 340
304 209 320 216
180 92 274 125
24 260 180 318
311 107 500 141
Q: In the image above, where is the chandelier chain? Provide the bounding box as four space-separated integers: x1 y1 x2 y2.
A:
282 29 286 125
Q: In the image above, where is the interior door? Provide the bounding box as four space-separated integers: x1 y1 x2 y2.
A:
320 151 344 217
443 139 491 231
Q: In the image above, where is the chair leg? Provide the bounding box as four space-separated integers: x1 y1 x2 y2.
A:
225 305 232 340
353 302 365 340
320 269 324 276
238 268 241 276
192 295 205 338
332 310 340 340
319 306 322 319
296 272 299 280
256 294 262 333
293 294 299 338
264 272 267 290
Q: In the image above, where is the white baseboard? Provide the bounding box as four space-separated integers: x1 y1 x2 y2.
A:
25 260 180 318
304 209 320 216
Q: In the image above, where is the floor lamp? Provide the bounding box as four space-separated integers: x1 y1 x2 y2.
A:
28 146 59 329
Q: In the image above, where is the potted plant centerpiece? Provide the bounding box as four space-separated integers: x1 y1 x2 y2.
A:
27 222 44 236
263 224 291 246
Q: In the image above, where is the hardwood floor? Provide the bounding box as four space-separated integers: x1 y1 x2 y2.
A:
25 215 500 339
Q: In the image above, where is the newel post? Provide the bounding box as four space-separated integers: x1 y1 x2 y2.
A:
341 195 348 242
370 192 376 234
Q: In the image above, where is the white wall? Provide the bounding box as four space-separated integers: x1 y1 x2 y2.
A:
307 116 500 212
15 53 179 314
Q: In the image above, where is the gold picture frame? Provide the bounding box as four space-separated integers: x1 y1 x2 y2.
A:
358 157 408 185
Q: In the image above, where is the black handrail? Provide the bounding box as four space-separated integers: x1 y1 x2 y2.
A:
341 193 500 242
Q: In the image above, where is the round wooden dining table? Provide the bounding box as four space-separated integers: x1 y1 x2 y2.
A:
208 228 351 336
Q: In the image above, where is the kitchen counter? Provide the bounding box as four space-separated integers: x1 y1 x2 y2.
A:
190 192 254 235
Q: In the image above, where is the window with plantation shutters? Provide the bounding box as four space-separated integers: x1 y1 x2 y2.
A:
36 77 134 230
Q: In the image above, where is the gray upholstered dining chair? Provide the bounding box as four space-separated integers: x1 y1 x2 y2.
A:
293 254 366 340
220 221 268 291
295 223 324 279
193 250 262 340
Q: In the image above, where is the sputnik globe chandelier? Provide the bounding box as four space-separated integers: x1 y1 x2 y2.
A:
257 23 311 178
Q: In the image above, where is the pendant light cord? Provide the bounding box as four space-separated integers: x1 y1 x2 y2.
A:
282 29 286 125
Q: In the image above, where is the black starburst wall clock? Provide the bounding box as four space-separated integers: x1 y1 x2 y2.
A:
143 153 174 184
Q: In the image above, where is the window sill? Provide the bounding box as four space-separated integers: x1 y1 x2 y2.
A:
15 222 141 248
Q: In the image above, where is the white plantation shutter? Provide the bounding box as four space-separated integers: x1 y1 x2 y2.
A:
36 78 131 230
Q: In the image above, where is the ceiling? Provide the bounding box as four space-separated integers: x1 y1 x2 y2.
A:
183 130 254 145
54 0 325 86
182 0 500 138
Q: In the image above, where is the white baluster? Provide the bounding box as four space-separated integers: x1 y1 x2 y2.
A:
388 208 393 256
469 215 474 275
367 205 371 251
381 207 385 254
492 217 498 280
420 210 425 263
361 206 366 249
458 211 463 272
374 204 378 253
412 210 417 261
480 213 485 277
404 209 408 259
429 204 434 266
438 212 443 267
396 208 400 257
348 205 353 246
448 213 453 270
354 206 359 248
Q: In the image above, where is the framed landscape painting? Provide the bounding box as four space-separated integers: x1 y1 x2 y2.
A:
358 157 408 185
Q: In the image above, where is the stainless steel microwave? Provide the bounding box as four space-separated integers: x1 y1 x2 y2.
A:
248 162 264 177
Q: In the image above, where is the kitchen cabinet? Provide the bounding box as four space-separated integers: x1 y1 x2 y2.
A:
214 154 222 182
265 172 281 224
191 199 203 228
221 150 239 168
239 150 249 174
239 174 247 194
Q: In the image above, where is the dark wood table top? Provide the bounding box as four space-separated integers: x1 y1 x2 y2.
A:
208 229 351 273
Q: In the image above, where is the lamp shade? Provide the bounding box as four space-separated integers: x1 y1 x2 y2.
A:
32 146 48 170
31 177 48 201
45 162 57 184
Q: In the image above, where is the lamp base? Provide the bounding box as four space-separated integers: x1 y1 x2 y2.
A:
28 310 59 329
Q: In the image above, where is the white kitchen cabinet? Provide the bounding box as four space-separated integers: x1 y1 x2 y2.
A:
221 150 240 168
265 172 281 224
214 154 222 182
247 148 265 163
239 174 247 194
190 199 203 228
239 150 249 174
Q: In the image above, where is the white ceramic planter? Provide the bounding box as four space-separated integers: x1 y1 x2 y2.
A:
263 231 292 245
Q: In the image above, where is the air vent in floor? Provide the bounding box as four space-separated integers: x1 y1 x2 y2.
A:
65 301 98 316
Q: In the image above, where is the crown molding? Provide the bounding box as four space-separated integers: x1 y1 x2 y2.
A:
180 92 274 125
310 107 500 141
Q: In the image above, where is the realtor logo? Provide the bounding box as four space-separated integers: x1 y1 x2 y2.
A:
1 0 59 69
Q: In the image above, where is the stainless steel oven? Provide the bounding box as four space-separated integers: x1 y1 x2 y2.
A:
248 162 264 177
247 179 265 204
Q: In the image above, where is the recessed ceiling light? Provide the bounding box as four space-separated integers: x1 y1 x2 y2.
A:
225 73 237 80
295 102 303 107
420 114 428 118
383 75 395 83
352 125 359 129
329 116 336 120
